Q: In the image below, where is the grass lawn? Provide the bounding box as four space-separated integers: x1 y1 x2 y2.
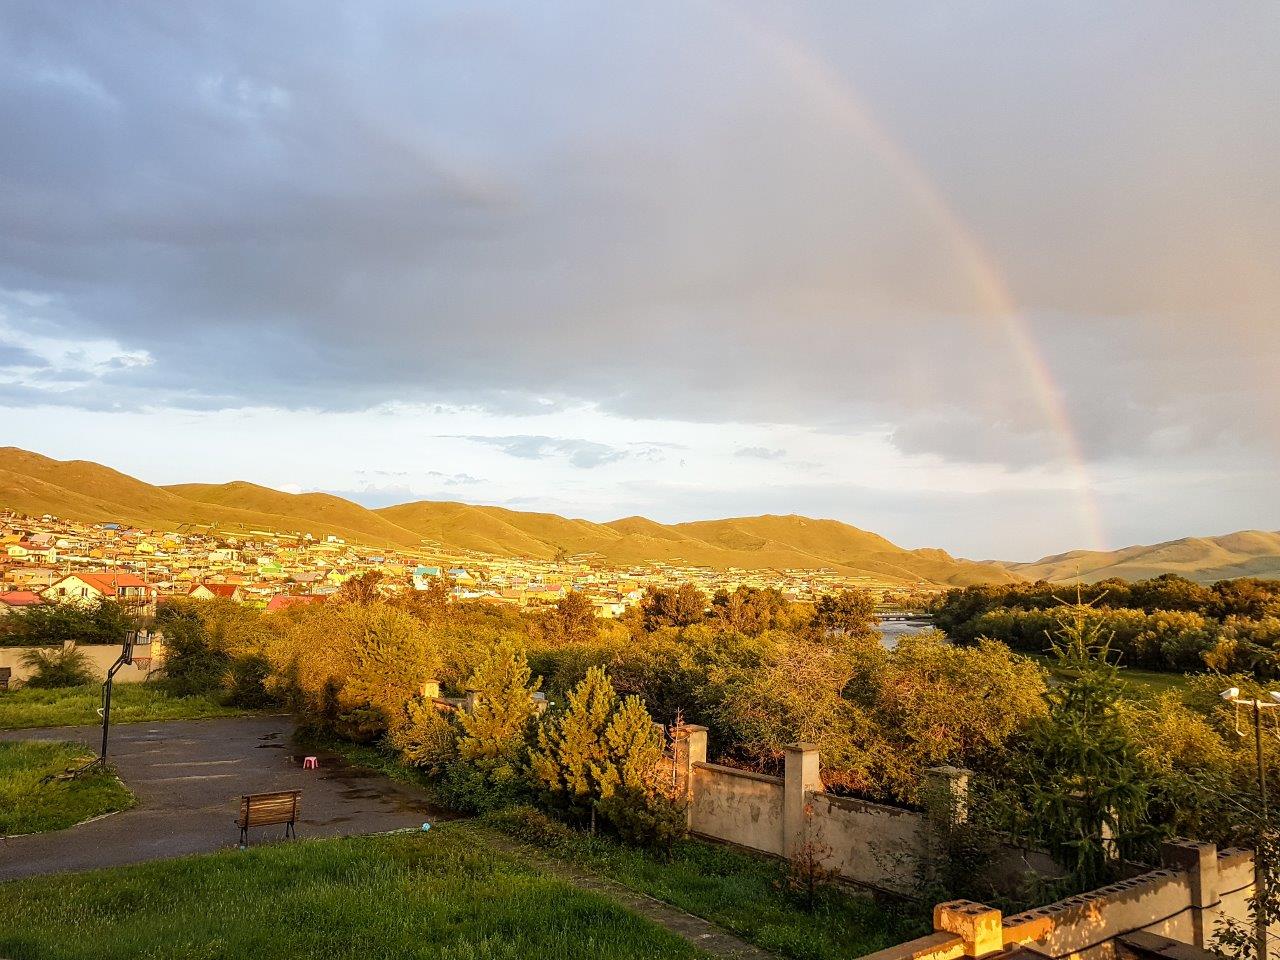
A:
0 740 134 835
480 809 922 960
1024 653 1194 698
0 828 707 960
299 738 918 960
0 682 258 729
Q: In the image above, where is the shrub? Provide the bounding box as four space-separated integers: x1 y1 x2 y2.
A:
226 653 274 708
482 804 579 849
435 757 532 814
19 647 97 688
596 787 687 849
388 697 457 773
157 605 231 696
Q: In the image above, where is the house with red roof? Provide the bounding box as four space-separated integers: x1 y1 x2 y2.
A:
188 582 244 602
41 572 157 613
0 590 45 616
265 594 326 613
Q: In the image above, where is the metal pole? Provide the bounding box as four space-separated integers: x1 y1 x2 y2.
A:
1256 699 1269 960
99 668 114 763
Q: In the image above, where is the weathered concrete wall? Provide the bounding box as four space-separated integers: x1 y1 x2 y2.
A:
0 641 160 686
810 791 927 893
690 762 786 856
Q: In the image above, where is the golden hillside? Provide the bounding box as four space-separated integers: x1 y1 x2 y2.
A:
1007 530 1280 584
12 446 1276 585
0 447 1021 584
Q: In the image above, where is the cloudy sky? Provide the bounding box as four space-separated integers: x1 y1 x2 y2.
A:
1 2 1277 560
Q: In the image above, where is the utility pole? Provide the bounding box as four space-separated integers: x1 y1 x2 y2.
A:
1256 696 1270 960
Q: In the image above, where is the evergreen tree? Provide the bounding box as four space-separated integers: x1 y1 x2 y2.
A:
596 694 665 797
458 641 540 765
1000 610 1162 889
529 665 619 817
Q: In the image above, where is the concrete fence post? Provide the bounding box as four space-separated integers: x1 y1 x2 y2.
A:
1161 839 1219 948
934 900 1005 958
783 742 822 859
923 765 972 827
672 725 708 828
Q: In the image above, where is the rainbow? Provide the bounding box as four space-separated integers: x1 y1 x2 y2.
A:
715 3 1108 552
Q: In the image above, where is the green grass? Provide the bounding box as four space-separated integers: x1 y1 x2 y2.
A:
1024 653 1194 698
0 682 258 729
0 740 134 835
0 828 707 960
481 809 922 960
310 738 919 960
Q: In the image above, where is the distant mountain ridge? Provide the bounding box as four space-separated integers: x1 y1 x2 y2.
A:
1001 530 1280 584
0 447 1013 586
1 446 1277 586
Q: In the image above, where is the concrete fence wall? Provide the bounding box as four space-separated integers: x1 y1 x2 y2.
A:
859 842 1266 960
0 641 160 686
674 725 946 894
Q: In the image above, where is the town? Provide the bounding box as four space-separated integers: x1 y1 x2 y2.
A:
0 509 933 618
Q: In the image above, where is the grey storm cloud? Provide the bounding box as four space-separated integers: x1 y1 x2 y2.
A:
736 446 786 460
0 1 1277 475
455 435 629 469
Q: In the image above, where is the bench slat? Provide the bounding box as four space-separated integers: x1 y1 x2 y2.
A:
236 790 300 829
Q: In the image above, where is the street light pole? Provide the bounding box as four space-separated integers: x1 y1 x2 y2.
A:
1223 688 1276 960
1257 697 1270 960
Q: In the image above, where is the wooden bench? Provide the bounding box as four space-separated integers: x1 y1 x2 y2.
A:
236 790 301 846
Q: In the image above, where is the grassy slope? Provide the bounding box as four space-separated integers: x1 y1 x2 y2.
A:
0 829 705 960
0 683 254 729
1024 652 1193 698
1008 530 1280 584
0 445 1020 584
308 736 915 960
479 813 920 960
0 740 134 835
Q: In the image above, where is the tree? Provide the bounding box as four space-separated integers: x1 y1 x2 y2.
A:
457 641 540 766
342 603 440 730
995 611 1163 889
338 570 384 604
709 586 800 635
639 585 706 631
2 599 133 648
810 589 878 638
530 665 618 821
388 697 457 773
597 694 665 797
538 591 598 646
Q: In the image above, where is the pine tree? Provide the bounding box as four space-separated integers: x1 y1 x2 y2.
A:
595 694 665 798
458 641 539 765
1004 609 1160 888
529 666 619 816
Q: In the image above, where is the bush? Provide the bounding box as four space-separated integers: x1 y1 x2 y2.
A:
2 599 136 648
387 698 457 773
597 787 687 849
157 606 231 697
226 653 274 708
19 647 97 688
482 804 579 849
435 757 532 814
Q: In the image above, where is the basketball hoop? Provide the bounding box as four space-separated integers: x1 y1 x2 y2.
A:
132 657 152 672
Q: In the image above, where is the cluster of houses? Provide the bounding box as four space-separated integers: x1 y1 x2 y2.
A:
0 510 899 620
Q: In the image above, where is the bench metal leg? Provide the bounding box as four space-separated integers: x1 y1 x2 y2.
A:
286 820 296 839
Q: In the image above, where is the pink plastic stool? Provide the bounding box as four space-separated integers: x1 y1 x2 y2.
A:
303 756 318 770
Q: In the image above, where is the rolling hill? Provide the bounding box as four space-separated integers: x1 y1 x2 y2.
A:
4 446 1277 586
0 446 1015 585
1004 530 1280 584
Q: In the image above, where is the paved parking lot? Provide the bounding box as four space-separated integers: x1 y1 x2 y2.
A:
0 715 448 881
